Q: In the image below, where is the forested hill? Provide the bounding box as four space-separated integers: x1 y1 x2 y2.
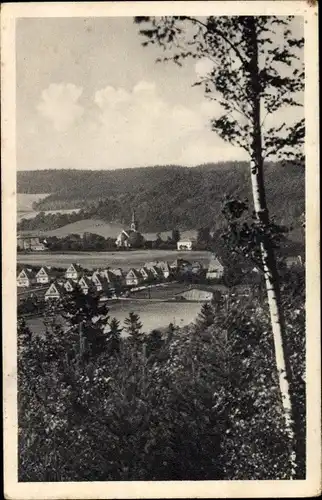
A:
17 162 304 233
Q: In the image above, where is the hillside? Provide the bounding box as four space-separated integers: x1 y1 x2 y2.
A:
44 219 124 238
17 162 305 235
20 218 199 241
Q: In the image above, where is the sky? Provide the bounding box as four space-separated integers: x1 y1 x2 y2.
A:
16 17 303 171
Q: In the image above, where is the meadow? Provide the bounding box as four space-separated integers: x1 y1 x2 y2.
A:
18 214 198 241
26 300 202 337
18 208 82 222
17 193 49 221
17 249 212 271
17 192 83 223
17 193 49 211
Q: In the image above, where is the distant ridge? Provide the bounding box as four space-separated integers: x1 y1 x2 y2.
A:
17 161 304 235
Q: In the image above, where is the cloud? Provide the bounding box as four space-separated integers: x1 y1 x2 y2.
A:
89 80 245 168
37 83 84 131
30 80 247 170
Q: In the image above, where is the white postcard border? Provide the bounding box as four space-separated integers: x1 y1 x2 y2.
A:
1 2 320 498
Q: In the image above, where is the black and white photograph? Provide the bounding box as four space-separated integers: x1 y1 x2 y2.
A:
1 1 320 498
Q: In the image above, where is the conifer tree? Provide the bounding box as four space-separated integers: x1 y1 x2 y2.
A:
171 228 181 243
59 285 110 361
146 329 164 357
124 312 144 343
196 302 215 330
106 317 123 354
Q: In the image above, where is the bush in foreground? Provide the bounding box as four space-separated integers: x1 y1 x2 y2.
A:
18 274 305 481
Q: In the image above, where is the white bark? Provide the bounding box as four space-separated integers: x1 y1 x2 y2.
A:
248 17 297 477
250 160 297 479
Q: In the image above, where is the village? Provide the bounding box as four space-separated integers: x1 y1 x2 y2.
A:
16 253 235 305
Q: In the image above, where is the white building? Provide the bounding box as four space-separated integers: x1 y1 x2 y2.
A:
45 282 66 301
177 239 196 251
65 263 83 281
17 268 36 288
125 268 143 287
206 254 224 280
35 266 51 284
78 276 92 295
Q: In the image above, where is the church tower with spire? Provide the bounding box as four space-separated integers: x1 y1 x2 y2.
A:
130 209 138 232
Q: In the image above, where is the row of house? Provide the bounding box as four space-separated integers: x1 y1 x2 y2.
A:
17 266 58 287
43 261 177 301
17 254 226 290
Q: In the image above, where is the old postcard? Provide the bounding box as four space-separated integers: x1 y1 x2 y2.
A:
1 1 320 498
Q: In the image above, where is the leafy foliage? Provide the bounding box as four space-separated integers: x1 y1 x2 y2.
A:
221 194 291 271
18 269 305 481
135 16 304 162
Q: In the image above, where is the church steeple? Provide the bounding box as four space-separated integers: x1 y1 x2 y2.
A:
130 209 138 231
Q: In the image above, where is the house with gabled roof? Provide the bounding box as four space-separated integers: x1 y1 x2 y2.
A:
17 268 36 288
99 269 118 285
109 267 124 278
125 268 143 287
45 282 67 301
206 254 224 280
95 267 125 286
78 276 93 295
152 265 164 278
144 260 171 279
91 273 110 293
35 266 52 284
139 267 155 281
109 268 125 285
65 263 83 281
156 261 171 279
63 278 76 292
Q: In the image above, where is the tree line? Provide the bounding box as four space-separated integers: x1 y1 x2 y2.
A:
17 160 304 236
18 264 305 481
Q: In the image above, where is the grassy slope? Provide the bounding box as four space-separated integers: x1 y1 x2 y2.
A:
41 219 198 240
17 193 49 212
44 219 124 238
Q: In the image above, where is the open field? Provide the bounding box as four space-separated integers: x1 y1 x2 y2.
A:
19 217 198 241
17 250 212 271
44 219 124 238
25 299 202 337
18 208 82 222
17 193 50 221
17 193 50 212
17 193 82 222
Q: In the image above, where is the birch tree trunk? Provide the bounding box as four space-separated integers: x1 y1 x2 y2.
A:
248 18 297 478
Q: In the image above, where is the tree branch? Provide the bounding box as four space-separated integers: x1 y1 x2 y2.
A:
182 16 248 68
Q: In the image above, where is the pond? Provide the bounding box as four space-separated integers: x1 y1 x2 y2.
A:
25 300 202 337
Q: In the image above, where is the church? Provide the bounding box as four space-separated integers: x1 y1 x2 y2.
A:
115 210 145 249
